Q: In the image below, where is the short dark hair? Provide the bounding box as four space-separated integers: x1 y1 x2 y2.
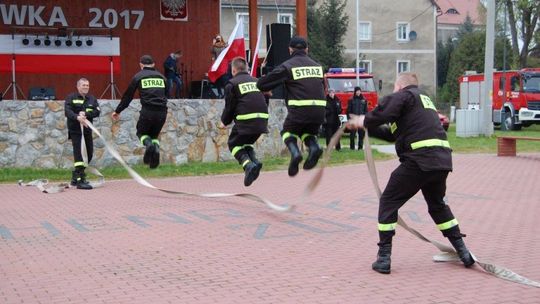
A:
174 50 182 55
289 36 308 49
140 55 154 65
231 57 247 72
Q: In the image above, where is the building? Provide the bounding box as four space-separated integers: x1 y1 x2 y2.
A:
220 0 296 57
435 0 484 43
338 0 438 96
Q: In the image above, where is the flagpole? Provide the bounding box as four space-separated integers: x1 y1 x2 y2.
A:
355 0 360 86
251 17 263 77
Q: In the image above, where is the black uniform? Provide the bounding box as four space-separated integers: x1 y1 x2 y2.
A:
347 93 368 149
364 85 462 244
222 71 269 186
65 92 100 189
324 94 342 151
257 49 326 175
65 92 100 168
115 67 168 168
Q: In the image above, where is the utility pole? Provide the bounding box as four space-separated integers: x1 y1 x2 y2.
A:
355 0 360 86
481 0 495 136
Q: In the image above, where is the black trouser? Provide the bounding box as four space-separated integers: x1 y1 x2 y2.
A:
378 162 461 245
324 123 341 151
70 131 93 167
349 129 365 149
281 117 321 142
136 109 167 143
228 127 261 162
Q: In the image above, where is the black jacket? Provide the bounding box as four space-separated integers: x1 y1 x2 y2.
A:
65 92 100 134
115 67 168 113
222 71 269 135
347 95 368 117
256 50 325 125
364 85 452 171
163 55 179 79
325 95 341 127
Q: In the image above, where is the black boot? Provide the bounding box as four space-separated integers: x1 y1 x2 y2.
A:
142 137 155 165
149 141 160 169
70 170 78 186
303 135 322 170
244 146 262 180
372 243 392 274
240 154 260 187
449 237 475 268
285 139 303 177
75 168 92 190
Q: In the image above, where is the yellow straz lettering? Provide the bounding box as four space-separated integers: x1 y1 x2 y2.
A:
291 66 323 80
141 78 165 89
420 94 436 111
238 82 260 95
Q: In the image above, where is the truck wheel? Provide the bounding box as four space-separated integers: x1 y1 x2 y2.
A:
501 111 522 131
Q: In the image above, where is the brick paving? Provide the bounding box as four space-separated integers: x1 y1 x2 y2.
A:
1 153 540 303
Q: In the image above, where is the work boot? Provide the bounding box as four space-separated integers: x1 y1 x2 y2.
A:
74 168 92 190
244 146 263 180
372 243 392 274
449 237 475 268
142 137 155 165
149 141 160 169
240 154 260 187
285 139 303 177
303 135 323 170
70 170 78 186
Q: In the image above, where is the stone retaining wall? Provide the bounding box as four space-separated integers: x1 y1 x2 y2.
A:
0 99 288 168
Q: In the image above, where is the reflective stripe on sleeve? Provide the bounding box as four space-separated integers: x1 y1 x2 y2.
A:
288 100 326 107
410 139 450 150
236 113 269 120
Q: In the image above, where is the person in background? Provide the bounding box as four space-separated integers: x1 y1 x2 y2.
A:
324 89 342 151
211 34 230 98
64 78 100 190
346 86 368 150
163 50 183 99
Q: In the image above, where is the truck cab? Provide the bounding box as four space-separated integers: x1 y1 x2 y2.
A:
324 68 379 118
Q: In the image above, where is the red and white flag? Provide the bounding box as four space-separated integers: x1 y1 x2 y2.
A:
0 35 120 74
250 17 263 77
208 20 245 83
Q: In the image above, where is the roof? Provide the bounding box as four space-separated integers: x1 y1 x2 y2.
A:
435 0 484 25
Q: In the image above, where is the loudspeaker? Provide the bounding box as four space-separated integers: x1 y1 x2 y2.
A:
29 87 56 100
265 23 291 69
190 81 201 99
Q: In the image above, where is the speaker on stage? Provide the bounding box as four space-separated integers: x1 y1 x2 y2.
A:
265 23 291 99
266 23 291 69
29 87 56 100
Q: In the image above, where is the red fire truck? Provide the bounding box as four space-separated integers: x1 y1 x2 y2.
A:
459 68 540 130
324 68 379 115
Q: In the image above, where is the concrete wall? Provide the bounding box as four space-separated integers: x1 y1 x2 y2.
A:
0 99 289 168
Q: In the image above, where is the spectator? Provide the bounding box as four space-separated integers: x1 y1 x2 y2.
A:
347 86 368 150
324 89 342 151
163 50 183 99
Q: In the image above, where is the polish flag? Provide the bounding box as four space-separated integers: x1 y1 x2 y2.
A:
250 18 263 77
0 34 120 74
208 20 245 83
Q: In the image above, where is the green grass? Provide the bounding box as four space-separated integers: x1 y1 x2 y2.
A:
2 148 392 184
4 124 539 184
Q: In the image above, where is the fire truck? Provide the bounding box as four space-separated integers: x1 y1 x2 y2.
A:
458 68 540 130
324 68 379 117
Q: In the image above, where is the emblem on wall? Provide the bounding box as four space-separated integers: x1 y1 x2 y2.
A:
160 0 188 21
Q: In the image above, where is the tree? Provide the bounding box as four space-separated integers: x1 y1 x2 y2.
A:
307 0 349 70
502 0 540 67
443 30 511 104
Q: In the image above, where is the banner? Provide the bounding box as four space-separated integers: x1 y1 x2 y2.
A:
160 0 188 21
0 35 120 74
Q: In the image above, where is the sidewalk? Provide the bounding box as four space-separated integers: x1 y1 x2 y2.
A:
1 153 540 303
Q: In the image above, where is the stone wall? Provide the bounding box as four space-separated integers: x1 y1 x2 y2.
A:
0 99 288 168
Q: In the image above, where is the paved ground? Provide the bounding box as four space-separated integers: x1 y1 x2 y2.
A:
1 153 540 304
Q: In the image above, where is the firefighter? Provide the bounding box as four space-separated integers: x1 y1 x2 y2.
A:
112 55 168 169
219 57 269 186
347 72 474 274
256 36 326 177
64 78 100 190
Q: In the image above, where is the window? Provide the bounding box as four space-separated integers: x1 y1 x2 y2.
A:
236 13 249 40
396 22 410 41
358 22 371 41
397 60 410 75
359 60 372 73
446 8 459 14
277 13 294 35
